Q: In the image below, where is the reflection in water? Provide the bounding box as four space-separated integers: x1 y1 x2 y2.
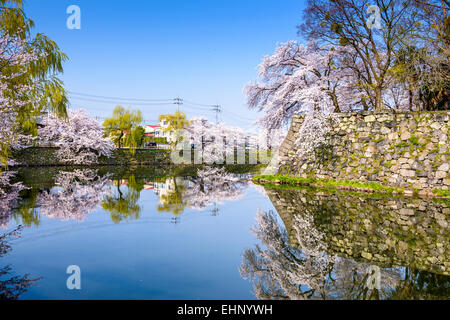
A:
1 166 449 300
2 170 112 228
5 166 251 226
240 210 402 300
14 188 40 227
0 171 25 228
149 167 249 215
241 188 450 300
184 167 249 211
37 170 112 222
102 175 143 224
154 177 188 215
0 226 41 300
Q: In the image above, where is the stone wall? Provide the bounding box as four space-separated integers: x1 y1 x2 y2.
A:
11 147 172 167
266 187 449 275
278 111 450 192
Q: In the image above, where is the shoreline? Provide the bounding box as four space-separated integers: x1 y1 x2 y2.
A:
252 174 450 199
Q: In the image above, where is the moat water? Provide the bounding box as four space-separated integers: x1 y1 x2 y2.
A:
0 166 448 300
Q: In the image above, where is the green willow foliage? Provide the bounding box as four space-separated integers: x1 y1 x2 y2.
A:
1 0 69 135
103 106 143 153
101 175 144 224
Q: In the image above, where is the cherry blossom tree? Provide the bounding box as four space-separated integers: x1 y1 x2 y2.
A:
243 39 415 163
294 109 339 158
38 109 115 165
298 0 422 111
183 117 248 165
0 30 41 167
250 127 286 152
244 40 363 131
240 209 334 299
36 169 112 222
178 117 286 166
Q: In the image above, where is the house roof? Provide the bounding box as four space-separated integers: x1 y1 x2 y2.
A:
146 125 161 128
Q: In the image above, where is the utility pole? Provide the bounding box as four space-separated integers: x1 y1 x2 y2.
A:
212 105 221 124
174 97 183 112
210 203 219 216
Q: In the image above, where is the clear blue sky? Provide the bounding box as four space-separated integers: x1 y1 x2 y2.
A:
24 0 307 129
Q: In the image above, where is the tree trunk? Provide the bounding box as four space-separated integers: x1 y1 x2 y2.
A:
118 132 124 149
328 92 340 113
409 89 414 112
375 87 384 111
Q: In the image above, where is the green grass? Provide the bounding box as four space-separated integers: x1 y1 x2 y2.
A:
432 188 450 198
409 136 420 146
395 141 410 148
253 174 404 194
257 182 403 199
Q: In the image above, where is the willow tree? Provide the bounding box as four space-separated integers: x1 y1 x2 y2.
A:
0 0 69 132
125 125 146 148
0 0 68 169
158 111 190 146
103 106 143 151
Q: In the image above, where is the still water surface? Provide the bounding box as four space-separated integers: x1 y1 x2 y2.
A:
0 166 448 299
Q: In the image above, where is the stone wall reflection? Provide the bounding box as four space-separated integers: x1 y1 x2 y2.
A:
266 188 449 276
240 187 450 299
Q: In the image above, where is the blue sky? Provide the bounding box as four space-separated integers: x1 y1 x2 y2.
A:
24 0 306 129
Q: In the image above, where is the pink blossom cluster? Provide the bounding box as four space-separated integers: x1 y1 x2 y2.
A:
0 31 41 157
38 109 115 164
36 169 113 222
176 118 285 165
0 171 25 228
183 167 249 210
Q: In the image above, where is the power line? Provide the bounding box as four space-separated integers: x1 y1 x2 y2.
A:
68 90 257 125
183 99 214 107
70 96 213 112
212 105 221 124
182 103 212 111
69 96 175 106
174 97 183 112
69 91 173 102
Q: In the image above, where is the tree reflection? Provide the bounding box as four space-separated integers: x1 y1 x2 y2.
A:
156 177 188 215
153 167 249 216
0 226 41 300
240 210 403 300
4 167 252 225
14 188 40 227
102 174 143 224
37 169 112 222
0 172 25 229
386 268 450 300
183 167 248 211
